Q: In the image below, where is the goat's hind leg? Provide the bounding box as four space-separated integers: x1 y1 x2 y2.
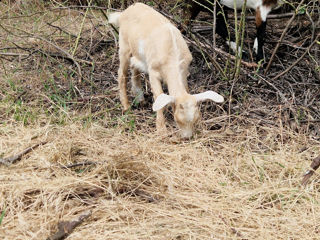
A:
131 67 145 105
254 5 272 62
118 48 131 111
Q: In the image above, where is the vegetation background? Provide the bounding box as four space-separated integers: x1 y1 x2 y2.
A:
0 0 319 239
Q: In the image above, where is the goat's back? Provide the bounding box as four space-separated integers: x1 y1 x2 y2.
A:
118 3 192 69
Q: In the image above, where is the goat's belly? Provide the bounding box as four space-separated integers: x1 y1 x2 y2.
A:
220 0 261 10
130 56 148 73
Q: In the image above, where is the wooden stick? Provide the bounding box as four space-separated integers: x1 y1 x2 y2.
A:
0 141 47 165
301 154 320 186
46 210 92 240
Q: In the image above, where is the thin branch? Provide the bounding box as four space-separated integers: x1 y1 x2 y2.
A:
0 52 29 57
265 0 306 74
212 0 217 59
271 35 319 81
0 23 84 82
72 0 93 58
46 210 92 240
0 141 47 165
185 37 258 68
36 35 83 82
186 35 227 78
46 22 78 38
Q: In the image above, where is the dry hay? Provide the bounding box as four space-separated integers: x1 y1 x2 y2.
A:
0 122 319 239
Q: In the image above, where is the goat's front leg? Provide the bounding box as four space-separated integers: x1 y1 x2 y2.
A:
118 50 130 111
149 69 166 132
216 6 243 57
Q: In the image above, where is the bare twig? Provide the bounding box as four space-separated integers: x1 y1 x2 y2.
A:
301 154 320 186
186 35 226 78
271 35 319 81
0 23 84 82
212 0 217 59
185 38 258 68
0 141 47 165
265 0 306 74
36 35 83 82
72 0 93 59
0 52 29 57
46 22 78 38
46 210 92 240
250 74 288 103
95 0 119 35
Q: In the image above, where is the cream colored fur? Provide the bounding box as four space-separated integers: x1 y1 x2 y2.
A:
109 3 224 138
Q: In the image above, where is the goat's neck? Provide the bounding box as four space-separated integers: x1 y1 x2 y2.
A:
163 66 188 97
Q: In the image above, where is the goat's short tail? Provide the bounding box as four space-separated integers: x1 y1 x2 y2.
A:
108 12 121 27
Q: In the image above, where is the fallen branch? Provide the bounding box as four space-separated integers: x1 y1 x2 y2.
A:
0 141 47 165
46 210 92 240
301 154 320 186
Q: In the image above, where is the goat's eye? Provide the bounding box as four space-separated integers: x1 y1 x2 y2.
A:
179 104 184 110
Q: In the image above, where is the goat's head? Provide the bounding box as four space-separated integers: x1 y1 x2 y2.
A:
152 91 224 138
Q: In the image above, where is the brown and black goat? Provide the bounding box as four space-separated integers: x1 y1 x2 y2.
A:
183 0 282 61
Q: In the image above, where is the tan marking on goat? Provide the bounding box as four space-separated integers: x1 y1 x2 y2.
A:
256 6 262 28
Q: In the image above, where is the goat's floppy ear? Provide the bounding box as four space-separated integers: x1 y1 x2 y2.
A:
194 91 224 103
152 94 175 111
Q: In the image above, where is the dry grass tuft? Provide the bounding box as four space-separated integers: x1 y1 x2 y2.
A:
1 122 319 239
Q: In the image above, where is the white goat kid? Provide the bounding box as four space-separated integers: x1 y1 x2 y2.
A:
109 3 224 138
